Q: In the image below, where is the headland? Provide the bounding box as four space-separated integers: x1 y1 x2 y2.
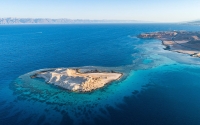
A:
138 31 200 57
31 68 123 92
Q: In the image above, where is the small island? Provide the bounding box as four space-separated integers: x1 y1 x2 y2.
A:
138 31 200 57
31 68 123 92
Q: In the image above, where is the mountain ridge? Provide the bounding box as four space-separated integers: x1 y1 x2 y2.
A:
187 20 200 25
0 17 144 24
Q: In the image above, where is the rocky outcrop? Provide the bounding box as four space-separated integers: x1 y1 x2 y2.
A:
31 68 123 92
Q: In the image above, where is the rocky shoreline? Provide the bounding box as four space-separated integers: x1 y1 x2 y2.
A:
138 31 200 57
31 68 123 92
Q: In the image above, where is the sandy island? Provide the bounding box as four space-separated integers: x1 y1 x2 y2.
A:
31 68 123 92
138 31 200 57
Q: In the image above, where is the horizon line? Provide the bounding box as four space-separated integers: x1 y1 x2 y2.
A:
0 17 197 24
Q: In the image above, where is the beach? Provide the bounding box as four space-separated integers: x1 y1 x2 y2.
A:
138 31 200 57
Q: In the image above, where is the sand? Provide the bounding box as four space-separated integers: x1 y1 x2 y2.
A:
32 68 122 92
138 31 200 57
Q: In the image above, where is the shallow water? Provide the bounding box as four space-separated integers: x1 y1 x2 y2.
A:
0 24 200 125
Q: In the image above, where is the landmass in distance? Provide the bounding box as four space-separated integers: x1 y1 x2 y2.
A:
138 31 200 57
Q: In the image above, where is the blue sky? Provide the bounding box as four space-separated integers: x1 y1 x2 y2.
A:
0 0 200 22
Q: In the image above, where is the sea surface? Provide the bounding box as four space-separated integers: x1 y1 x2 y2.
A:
0 24 200 125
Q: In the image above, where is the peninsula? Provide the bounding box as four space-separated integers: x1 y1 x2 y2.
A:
138 31 200 57
31 68 123 92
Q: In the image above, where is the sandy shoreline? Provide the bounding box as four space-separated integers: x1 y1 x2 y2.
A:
138 31 200 57
31 68 123 92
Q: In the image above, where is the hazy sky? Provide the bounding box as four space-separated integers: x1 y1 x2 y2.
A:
0 0 200 22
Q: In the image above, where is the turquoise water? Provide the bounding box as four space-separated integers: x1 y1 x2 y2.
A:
0 24 200 125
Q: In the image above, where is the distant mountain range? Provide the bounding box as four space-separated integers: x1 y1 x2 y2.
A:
0 18 144 24
187 20 200 25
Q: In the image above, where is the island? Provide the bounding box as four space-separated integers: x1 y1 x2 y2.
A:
31 68 123 92
138 31 200 57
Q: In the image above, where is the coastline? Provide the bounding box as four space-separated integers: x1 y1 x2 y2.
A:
138 31 200 57
31 68 123 92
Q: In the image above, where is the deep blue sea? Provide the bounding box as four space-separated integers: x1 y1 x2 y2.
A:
0 24 200 125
